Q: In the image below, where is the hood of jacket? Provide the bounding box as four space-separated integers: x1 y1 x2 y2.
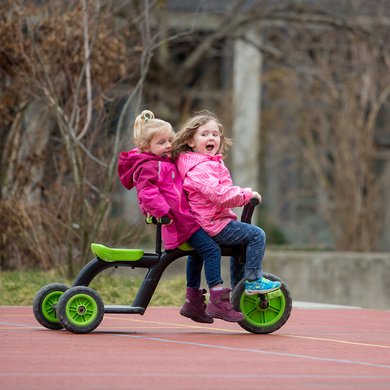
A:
118 148 169 190
118 148 200 249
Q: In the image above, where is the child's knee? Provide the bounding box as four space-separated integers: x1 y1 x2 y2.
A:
213 246 221 258
254 226 266 243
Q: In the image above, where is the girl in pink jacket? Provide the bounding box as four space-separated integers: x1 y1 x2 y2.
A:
118 110 242 323
173 110 281 296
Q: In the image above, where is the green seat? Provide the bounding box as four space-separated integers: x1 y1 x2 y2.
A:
178 242 194 251
91 243 144 262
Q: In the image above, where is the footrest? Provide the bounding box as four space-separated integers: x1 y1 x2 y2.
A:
104 305 145 314
91 243 144 262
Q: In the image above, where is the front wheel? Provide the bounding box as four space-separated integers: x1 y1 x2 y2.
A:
33 283 69 330
231 272 292 334
56 286 104 334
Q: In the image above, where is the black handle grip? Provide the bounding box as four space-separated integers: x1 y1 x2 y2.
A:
145 215 171 225
241 197 260 224
145 215 171 256
159 216 171 225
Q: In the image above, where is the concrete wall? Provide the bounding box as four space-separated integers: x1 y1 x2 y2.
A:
161 250 389 310
260 251 390 310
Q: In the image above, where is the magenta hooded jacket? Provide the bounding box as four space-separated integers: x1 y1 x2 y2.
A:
118 148 199 249
176 152 253 237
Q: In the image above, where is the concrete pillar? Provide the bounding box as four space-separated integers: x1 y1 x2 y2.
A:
232 27 262 193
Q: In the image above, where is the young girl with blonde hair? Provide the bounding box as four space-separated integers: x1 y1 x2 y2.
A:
118 110 243 323
172 110 281 296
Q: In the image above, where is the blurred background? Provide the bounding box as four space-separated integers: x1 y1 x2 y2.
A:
1 0 389 307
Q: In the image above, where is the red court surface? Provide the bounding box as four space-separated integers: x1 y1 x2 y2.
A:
0 305 389 390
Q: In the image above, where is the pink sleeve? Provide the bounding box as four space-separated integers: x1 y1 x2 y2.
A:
241 188 253 204
134 163 171 217
186 161 252 208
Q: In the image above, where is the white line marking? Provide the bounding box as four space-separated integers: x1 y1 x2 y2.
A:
112 333 390 370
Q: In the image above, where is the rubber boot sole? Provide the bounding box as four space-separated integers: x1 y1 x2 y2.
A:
180 308 214 324
205 308 243 323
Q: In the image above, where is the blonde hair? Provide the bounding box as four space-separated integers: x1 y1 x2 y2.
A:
172 110 232 160
133 110 174 152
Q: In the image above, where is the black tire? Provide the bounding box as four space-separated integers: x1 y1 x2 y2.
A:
231 272 292 334
33 283 69 330
56 286 104 334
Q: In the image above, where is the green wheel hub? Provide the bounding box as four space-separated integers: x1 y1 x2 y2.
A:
240 289 286 327
41 291 64 323
65 293 98 327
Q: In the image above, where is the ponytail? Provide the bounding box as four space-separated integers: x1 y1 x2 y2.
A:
133 110 173 151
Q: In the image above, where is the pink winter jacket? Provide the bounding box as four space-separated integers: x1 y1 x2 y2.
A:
118 148 199 249
176 152 253 236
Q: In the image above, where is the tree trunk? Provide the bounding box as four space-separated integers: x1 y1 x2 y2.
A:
2 101 54 204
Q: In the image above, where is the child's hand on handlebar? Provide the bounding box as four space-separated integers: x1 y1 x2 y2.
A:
164 215 173 225
251 191 262 203
145 214 172 225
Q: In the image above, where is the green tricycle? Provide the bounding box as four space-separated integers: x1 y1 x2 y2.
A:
33 199 292 334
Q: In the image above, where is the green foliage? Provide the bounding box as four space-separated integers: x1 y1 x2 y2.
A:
0 270 186 306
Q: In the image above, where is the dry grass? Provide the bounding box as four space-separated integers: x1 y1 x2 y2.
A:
0 269 187 307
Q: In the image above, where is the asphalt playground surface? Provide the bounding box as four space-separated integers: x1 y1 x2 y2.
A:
0 303 389 390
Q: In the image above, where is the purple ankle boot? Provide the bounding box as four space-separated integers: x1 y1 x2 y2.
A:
180 288 214 324
206 288 244 323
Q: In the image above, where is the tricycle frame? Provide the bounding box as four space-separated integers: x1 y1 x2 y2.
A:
33 199 292 334
72 245 241 315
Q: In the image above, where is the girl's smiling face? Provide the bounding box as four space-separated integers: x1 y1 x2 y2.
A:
188 120 221 155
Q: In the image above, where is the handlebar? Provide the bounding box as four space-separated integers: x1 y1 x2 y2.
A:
145 215 171 225
241 197 260 224
145 215 170 256
146 197 259 227
146 197 258 256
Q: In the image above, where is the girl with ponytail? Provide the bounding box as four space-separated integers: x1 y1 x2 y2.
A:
118 110 243 324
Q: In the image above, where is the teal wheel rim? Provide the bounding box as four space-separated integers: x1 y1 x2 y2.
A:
240 289 286 327
41 291 64 323
65 293 98 327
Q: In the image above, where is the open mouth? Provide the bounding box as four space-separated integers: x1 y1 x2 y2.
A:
206 144 214 151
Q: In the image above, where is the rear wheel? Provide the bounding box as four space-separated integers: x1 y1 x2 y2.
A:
56 286 104 334
33 283 69 330
231 273 292 334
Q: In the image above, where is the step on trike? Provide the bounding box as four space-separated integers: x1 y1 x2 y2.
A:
33 199 292 334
